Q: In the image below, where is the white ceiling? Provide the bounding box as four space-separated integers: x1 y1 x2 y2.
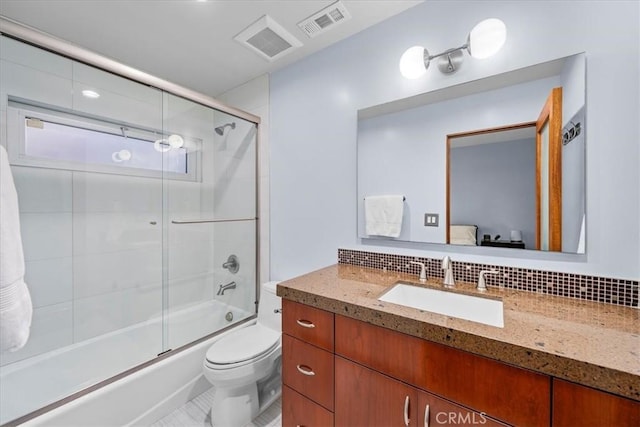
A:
0 0 422 97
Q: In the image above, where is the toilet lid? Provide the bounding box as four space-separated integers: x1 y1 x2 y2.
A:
205 324 280 365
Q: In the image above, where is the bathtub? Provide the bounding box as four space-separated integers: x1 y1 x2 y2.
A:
1 300 253 426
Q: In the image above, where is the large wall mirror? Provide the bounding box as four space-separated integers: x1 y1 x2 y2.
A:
357 53 585 253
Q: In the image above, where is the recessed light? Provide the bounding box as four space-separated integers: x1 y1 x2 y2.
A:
82 89 100 99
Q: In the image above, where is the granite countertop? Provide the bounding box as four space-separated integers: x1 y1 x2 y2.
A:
276 264 640 401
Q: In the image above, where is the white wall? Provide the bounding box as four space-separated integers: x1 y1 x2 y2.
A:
270 0 640 280
218 74 271 284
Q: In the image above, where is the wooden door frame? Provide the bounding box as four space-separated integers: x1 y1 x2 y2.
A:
535 87 563 251
446 122 537 244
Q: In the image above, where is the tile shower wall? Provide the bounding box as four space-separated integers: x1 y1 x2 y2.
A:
218 74 270 284
2 166 74 365
338 249 639 307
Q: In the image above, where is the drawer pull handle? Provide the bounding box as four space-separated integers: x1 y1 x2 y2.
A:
296 319 315 328
296 364 316 376
404 395 410 426
424 403 430 427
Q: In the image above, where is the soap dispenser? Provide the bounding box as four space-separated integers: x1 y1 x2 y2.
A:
442 256 455 287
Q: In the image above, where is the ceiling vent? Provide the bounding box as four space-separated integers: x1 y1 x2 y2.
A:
234 15 302 62
297 0 351 38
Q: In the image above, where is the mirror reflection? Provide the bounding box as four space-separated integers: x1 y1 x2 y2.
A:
358 53 585 253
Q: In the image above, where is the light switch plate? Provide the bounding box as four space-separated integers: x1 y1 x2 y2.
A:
424 213 439 227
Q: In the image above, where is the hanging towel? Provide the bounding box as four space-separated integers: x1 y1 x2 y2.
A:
0 145 33 353
364 195 404 238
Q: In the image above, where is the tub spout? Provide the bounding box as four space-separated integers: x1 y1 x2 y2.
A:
217 281 236 296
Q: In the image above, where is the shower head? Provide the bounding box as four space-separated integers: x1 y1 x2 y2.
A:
215 122 236 136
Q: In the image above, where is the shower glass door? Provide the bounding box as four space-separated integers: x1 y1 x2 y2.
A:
0 34 259 425
162 93 257 351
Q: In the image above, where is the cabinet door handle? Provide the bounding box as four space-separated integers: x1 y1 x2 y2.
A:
424 403 430 427
296 319 315 328
296 364 316 376
404 395 410 426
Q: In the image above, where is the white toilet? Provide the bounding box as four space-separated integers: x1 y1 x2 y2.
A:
203 281 282 427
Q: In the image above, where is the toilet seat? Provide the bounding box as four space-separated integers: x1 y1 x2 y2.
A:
205 324 279 369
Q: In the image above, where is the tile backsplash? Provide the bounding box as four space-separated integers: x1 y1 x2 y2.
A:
338 249 639 308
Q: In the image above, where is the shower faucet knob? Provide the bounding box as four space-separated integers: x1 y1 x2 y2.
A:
222 254 239 274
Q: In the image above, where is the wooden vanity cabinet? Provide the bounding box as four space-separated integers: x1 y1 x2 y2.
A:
282 300 335 427
552 379 640 426
282 299 638 427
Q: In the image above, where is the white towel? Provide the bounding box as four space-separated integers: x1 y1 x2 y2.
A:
0 145 33 352
364 195 404 238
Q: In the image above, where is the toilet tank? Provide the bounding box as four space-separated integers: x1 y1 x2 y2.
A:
257 281 281 332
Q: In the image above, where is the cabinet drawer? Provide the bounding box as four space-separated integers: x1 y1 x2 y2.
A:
283 299 334 351
282 334 334 411
282 385 334 427
335 314 429 387
552 379 640 426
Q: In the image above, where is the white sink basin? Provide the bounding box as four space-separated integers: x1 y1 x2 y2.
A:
378 282 504 327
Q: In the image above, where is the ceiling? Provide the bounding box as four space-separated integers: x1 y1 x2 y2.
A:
0 0 422 97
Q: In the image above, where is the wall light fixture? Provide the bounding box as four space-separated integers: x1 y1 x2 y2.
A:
399 18 507 79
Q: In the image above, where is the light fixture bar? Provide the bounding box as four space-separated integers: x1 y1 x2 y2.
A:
399 18 506 79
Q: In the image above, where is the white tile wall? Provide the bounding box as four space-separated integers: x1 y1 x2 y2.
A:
73 172 162 213
20 212 73 262
72 62 163 130
218 74 270 283
0 36 73 111
73 283 162 342
72 212 162 255
0 302 73 366
11 166 72 213
73 248 162 299
24 258 73 308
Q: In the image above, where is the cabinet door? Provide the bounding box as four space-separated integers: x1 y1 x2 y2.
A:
282 385 334 427
552 379 640 427
335 356 418 427
422 340 550 426
418 391 508 427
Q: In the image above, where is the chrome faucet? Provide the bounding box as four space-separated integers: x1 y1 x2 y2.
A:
477 270 498 292
442 256 455 287
409 261 427 282
217 281 236 296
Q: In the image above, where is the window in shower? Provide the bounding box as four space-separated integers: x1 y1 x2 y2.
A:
6 100 199 181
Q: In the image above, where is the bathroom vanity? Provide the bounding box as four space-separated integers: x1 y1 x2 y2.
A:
278 264 640 426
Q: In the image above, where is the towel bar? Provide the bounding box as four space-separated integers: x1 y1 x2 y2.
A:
171 218 256 224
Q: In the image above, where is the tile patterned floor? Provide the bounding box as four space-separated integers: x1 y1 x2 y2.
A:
149 387 282 427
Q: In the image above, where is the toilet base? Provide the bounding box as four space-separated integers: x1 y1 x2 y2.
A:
210 383 259 427
209 363 282 427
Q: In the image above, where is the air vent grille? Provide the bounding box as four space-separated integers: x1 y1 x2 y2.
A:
234 15 302 62
246 28 292 58
298 0 351 38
